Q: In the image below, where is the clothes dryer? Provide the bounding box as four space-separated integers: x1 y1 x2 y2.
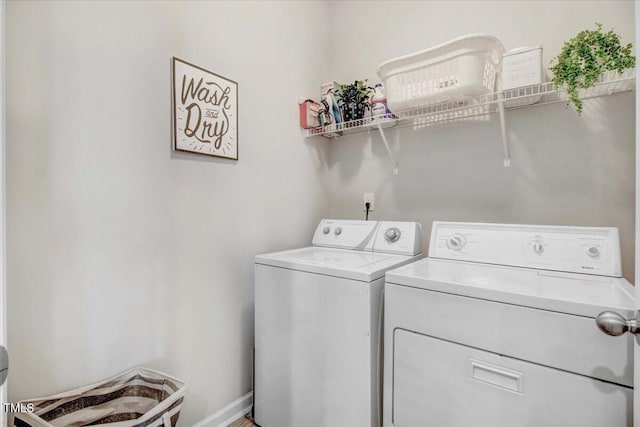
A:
384 221 634 427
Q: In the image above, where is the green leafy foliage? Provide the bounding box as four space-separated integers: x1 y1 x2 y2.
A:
550 23 635 114
335 80 373 122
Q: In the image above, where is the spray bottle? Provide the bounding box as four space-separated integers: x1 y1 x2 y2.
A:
371 83 395 128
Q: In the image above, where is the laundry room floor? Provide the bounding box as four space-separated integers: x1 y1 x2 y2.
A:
229 415 256 426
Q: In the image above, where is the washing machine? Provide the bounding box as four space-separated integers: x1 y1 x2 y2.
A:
384 221 635 427
254 219 422 427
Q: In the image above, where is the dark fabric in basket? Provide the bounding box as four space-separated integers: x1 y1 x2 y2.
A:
14 418 33 427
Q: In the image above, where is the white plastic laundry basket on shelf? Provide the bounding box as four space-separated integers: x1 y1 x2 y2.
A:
377 34 505 112
13 367 186 427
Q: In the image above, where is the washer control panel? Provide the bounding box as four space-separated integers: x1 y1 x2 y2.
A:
312 219 422 255
429 221 622 277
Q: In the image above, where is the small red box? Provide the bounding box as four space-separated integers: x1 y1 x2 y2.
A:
299 99 320 129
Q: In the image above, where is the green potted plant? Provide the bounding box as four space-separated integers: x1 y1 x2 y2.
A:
335 80 373 123
550 23 635 115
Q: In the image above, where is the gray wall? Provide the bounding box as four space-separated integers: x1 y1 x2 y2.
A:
6 1 329 425
325 0 636 281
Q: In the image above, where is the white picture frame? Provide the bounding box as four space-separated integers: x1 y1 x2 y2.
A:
172 57 238 160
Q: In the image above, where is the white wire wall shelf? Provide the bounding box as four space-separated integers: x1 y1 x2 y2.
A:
304 69 635 172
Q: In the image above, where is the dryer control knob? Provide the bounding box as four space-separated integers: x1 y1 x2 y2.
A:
533 242 544 255
334 227 342 236
587 246 600 258
384 227 401 243
446 234 466 251
322 226 331 235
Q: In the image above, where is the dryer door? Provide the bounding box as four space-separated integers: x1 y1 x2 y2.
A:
392 329 631 427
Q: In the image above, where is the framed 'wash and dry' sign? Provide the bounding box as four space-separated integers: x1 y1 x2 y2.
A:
172 57 238 159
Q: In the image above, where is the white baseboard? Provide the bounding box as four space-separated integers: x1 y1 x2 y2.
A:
192 391 253 427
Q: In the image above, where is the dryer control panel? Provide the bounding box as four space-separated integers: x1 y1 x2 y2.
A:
429 222 622 277
313 219 422 256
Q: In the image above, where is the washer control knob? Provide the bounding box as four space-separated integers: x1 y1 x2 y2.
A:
322 226 331 235
446 234 466 251
587 246 600 258
533 242 544 255
334 227 342 236
384 227 401 243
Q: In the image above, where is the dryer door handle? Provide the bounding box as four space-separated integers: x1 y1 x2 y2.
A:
0 345 7 386
596 311 640 343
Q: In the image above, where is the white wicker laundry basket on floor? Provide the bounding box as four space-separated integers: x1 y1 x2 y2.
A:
13 368 186 427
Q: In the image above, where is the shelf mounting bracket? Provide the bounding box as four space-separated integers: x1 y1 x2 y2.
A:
375 122 399 175
497 93 511 168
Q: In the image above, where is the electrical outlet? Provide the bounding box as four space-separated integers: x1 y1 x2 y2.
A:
363 193 375 211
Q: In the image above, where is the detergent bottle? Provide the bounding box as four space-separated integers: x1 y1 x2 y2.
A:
371 83 391 119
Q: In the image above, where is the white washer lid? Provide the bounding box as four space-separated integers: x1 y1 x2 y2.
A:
386 258 635 318
256 246 421 282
